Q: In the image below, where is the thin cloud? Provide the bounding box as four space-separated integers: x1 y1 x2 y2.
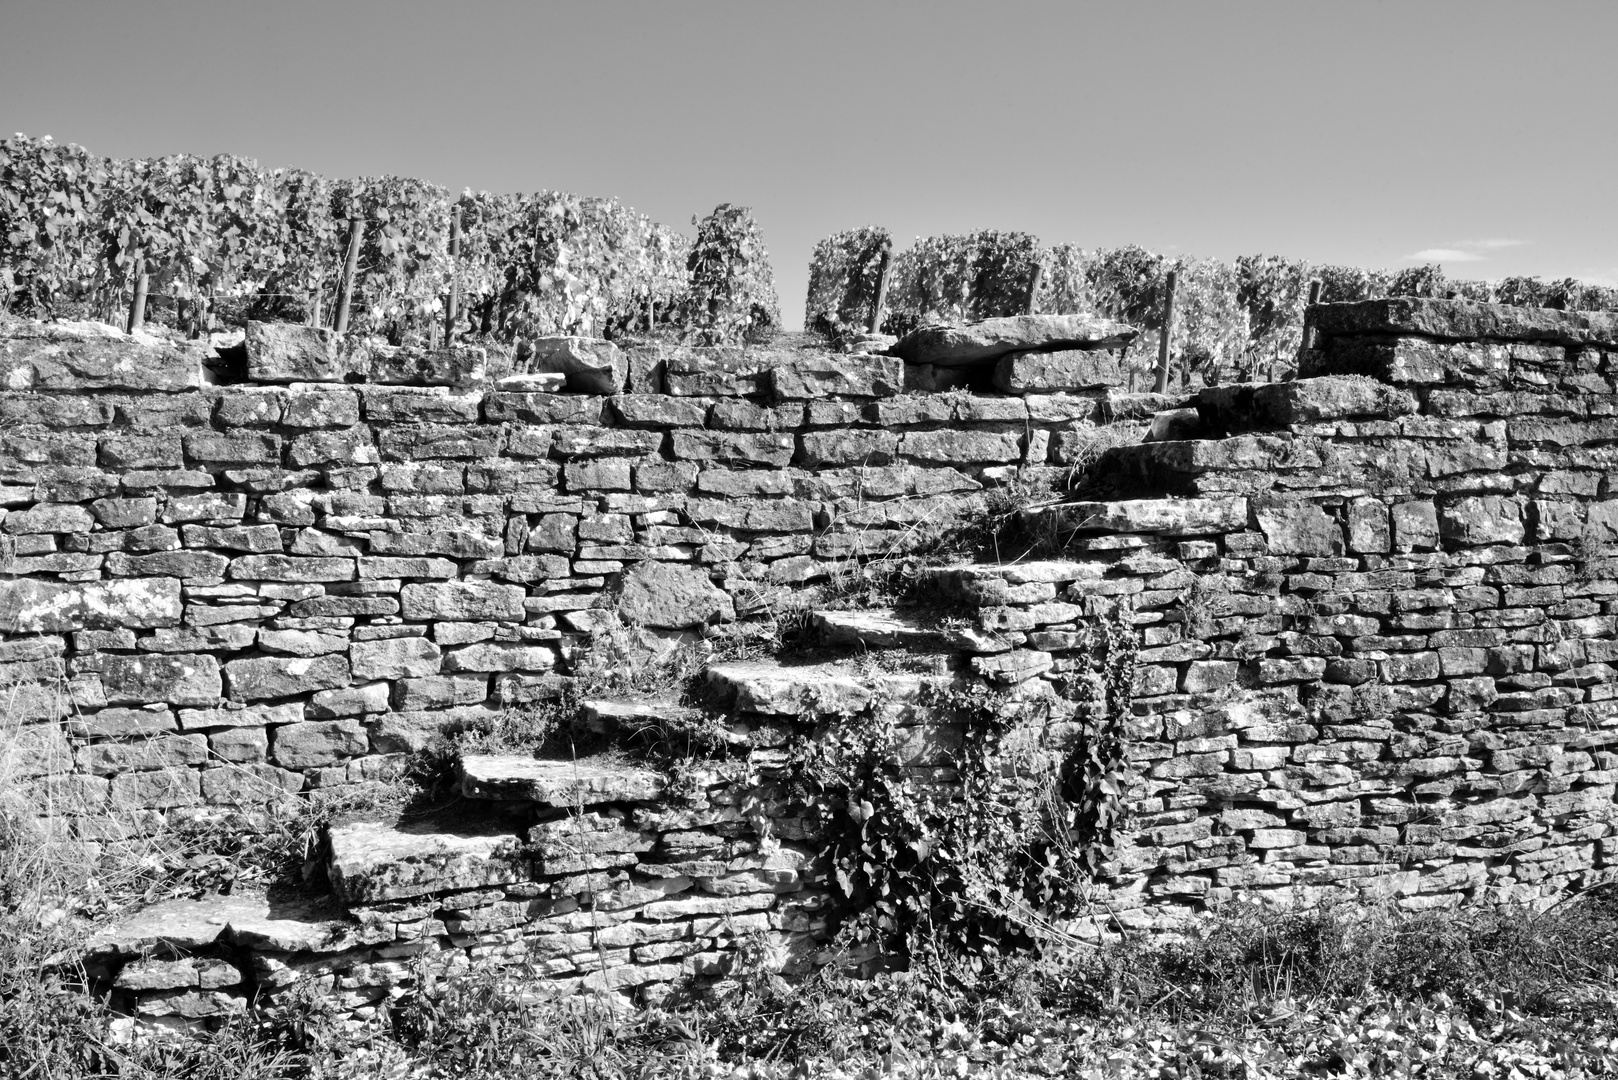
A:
1407 248 1485 263
1403 238 1527 263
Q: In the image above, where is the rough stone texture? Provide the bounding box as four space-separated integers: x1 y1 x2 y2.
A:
459 754 667 805
890 314 1139 366
327 820 530 902
993 349 1123 394
0 320 204 391
617 562 734 629
21 301 1618 1016
244 321 344 382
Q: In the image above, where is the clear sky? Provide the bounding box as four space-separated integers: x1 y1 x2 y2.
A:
3 0 1614 328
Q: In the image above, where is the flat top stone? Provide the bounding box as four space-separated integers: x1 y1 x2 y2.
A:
1310 297 1618 346
85 893 267 959
327 819 528 903
891 314 1139 367
459 754 667 806
1039 497 1251 536
936 559 1107 584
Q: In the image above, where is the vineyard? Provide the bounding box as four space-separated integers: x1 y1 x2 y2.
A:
0 134 779 346
5 130 1615 376
805 227 1618 384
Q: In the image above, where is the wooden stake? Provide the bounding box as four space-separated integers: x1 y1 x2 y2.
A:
334 217 363 334
444 213 462 346
1025 264 1044 315
1300 277 1324 353
126 252 149 335
867 249 893 334
1152 269 1179 395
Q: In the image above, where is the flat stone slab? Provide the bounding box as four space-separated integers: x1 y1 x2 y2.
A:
1310 297 1618 346
85 894 265 960
459 754 667 806
704 660 929 717
891 314 1138 367
327 819 530 904
812 609 965 651
1028 497 1250 537
1 320 205 391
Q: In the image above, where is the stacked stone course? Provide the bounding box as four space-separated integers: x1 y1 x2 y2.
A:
9 299 1618 1020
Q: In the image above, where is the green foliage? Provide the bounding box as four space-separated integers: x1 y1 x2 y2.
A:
804 225 891 338
882 230 1042 335
0 135 109 315
790 609 1137 977
684 203 779 345
0 133 734 344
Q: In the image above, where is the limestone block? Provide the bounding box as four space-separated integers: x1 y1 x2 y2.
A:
1391 501 1440 552
671 430 795 467
482 392 605 425
440 643 557 673
308 682 392 718
351 637 443 681
799 429 900 467
89 653 222 706
993 348 1122 393
78 734 208 776
767 354 903 399
890 314 1138 366
618 562 734 629
400 581 526 621
271 719 368 769
244 322 344 382
365 344 486 387
0 577 181 633
900 429 1022 465
327 820 530 903
1438 496 1525 545
1308 297 1618 348
0 320 205 390
460 754 665 805
1254 501 1342 556
225 655 351 701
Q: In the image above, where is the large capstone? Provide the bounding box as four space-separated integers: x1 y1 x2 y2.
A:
891 314 1138 367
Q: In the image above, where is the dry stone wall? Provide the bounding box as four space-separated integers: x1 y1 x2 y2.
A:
10 299 1618 1023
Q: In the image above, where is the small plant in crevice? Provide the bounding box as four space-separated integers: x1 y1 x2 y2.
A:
788 607 1141 986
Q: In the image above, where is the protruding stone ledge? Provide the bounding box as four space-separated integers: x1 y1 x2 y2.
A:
326 819 530 903
1025 497 1250 537
890 314 1139 367
458 754 667 805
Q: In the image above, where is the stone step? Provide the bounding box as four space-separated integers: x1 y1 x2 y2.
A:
582 695 749 748
704 659 944 717
1020 497 1249 542
811 609 967 652
84 891 386 968
327 818 532 905
458 753 667 807
926 559 1109 607
1089 436 1320 499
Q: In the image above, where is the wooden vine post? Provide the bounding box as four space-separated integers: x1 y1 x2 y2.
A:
334 216 363 334
443 213 462 346
1025 263 1044 315
1152 269 1179 394
1300 277 1324 350
867 248 893 334
126 249 149 334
